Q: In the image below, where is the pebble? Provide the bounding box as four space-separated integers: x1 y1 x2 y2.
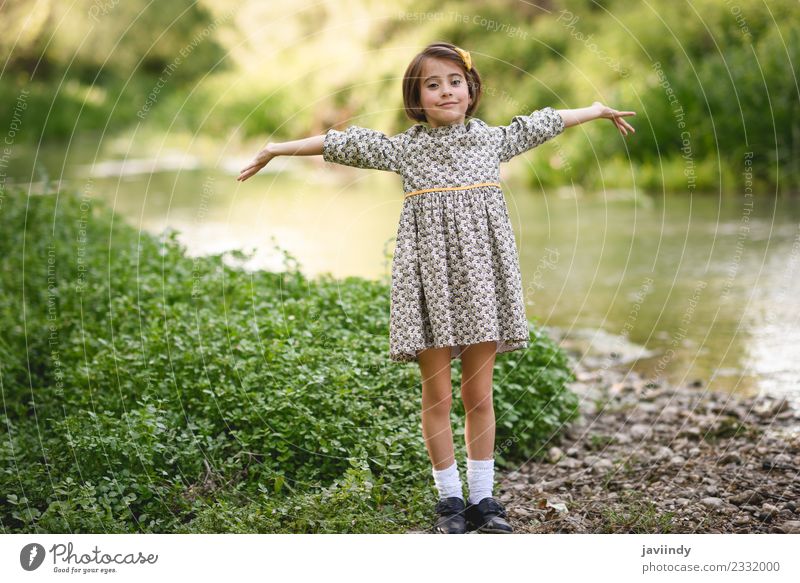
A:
780 521 800 534
630 424 652 439
548 446 565 463
669 455 686 466
717 452 742 465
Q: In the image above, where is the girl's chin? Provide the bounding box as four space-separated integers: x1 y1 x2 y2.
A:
426 112 464 124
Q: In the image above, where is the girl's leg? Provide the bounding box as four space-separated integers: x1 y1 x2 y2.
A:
418 345 456 469
460 341 497 459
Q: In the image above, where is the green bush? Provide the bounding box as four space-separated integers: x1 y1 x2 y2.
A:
0 188 578 533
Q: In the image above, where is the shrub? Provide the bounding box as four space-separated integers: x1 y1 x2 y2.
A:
0 187 578 533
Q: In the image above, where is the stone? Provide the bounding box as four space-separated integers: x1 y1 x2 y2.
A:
652 446 673 461
780 521 800 534
613 432 632 444
679 427 702 439
557 457 582 470
761 503 779 517
548 446 565 464
669 455 686 466
717 452 742 465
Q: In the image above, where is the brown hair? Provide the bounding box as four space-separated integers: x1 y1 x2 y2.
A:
402 42 482 123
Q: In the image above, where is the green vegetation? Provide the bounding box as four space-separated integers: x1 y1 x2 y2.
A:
1 0 797 193
599 490 676 533
0 188 579 533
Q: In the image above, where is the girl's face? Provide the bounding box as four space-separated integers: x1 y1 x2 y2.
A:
418 57 472 127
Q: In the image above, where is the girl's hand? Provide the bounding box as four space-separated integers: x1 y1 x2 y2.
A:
593 101 636 137
237 145 277 181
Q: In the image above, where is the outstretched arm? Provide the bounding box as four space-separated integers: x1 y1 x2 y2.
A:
237 135 324 182
556 101 636 137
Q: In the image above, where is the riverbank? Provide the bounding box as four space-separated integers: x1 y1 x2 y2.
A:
493 339 800 534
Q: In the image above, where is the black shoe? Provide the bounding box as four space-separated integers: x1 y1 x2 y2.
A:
465 497 513 533
432 496 468 534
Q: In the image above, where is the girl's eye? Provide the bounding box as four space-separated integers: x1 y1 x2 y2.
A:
427 79 461 89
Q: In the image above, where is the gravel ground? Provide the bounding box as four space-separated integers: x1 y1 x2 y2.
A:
410 333 800 534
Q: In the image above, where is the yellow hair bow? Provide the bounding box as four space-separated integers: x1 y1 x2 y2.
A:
454 47 472 71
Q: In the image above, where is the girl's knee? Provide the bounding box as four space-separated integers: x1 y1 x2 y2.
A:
422 390 453 417
463 393 493 415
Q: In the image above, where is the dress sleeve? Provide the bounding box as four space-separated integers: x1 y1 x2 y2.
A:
495 106 565 163
322 125 409 173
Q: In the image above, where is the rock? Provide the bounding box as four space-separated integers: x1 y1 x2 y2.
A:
754 396 791 418
630 424 652 440
780 521 800 534
701 497 725 509
730 491 758 505
613 432 632 444
557 457 582 470
652 446 674 461
773 453 792 465
669 455 686 466
537 477 567 490
583 455 602 467
595 459 614 470
761 503 779 517
548 446 565 464
733 514 751 525
679 427 702 439
717 452 742 465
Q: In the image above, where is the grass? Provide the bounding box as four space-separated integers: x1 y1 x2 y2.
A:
599 490 676 534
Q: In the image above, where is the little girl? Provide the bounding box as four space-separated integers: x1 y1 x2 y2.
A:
237 42 635 534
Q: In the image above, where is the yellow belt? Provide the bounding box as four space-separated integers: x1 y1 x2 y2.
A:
404 181 501 199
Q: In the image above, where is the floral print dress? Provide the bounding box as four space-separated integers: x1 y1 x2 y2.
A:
322 106 565 363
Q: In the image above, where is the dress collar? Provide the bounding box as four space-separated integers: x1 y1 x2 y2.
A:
418 118 470 135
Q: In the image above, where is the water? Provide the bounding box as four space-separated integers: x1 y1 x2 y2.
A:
7 132 800 403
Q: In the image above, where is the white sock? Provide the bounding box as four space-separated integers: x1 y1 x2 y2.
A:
431 460 464 501
466 457 495 504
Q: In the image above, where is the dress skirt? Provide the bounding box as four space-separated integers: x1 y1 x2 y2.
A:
389 185 530 363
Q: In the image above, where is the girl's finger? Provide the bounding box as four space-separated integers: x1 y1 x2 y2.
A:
613 114 635 134
618 117 636 133
240 162 262 175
